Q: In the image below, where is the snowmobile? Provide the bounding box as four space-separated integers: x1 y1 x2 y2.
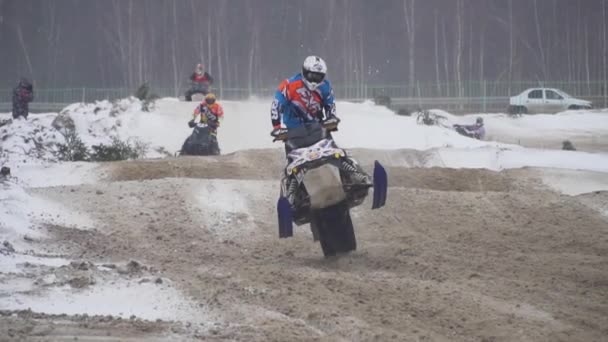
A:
271 117 388 257
184 81 210 102
179 122 220 156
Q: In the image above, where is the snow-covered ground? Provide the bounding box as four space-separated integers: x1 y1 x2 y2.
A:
1 97 608 325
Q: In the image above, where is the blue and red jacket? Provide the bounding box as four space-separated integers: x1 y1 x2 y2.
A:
270 73 336 129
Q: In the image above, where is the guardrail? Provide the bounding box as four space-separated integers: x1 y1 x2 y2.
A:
1 95 605 115
0 102 70 113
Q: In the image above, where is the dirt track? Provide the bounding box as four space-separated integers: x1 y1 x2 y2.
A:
2 150 607 341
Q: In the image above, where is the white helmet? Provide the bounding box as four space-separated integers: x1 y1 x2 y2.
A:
302 56 327 90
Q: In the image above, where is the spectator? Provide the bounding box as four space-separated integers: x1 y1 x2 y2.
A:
12 78 34 119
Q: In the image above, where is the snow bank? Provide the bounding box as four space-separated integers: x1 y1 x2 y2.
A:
155 99 505 153
2 97 608 179
0 114 66 166
537 169 608 196
0 277 209 324
458 110 608 146
430 146 608 173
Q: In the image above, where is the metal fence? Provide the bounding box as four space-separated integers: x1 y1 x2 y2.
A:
1 80 606 113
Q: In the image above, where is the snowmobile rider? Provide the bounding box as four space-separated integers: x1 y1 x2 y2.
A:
270 56 370 202
188 93 224 135
185 63 214 101
457 117 486 140
12 78 34 119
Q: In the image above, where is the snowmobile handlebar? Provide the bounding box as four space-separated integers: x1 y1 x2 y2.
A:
271 118 340 142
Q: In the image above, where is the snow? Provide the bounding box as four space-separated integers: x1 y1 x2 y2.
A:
0 254 71 274
0 114 66 166
12 162 100 188
195 179 270 238
153 99 503 153
0 180 95 250
537 168 608 196
430 147 608 173
3 97 608 173
0 278 209 324
470 110 608 136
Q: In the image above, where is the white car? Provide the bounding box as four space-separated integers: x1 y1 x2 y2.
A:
508 88 592 114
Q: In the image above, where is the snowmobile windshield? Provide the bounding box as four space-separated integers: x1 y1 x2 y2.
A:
286 122 325 150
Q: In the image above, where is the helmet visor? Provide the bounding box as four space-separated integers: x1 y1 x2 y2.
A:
205 98 216 105
304 71 325 84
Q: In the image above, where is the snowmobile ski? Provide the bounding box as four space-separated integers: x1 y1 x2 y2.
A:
277 196 294 238
372 160 388 209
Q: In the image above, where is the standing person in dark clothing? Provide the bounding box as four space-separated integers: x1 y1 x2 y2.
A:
184 63 214 101
12 78 34 119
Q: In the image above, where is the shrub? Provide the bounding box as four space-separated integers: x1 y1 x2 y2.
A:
90 137 149 162
56 130 90 161
135 82 160 112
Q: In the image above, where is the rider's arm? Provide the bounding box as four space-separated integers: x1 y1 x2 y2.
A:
205 72 214 84
320 80 337 120
212 105 224 127
192 105 202 122
271 80 289 128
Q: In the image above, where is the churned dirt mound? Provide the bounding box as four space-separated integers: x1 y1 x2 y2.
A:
104 148 512 192
2 153 607 341
104 149 283 182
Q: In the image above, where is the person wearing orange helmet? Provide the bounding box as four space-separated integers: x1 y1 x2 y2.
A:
188 93 224 133
183 93 224 155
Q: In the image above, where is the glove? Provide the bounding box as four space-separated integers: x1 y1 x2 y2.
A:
271 126 287 138
188 120 196 128
323 116 340 131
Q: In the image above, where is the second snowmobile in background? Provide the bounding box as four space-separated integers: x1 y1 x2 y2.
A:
179 122 220 156
271 118 388 257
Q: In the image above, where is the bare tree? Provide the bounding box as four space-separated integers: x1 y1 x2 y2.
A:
533 0 547 80
1 0 607 95
508 0 514 91
433 9 441 95
455 0 463 97
215 5 224 98
171 0 179 96
604 0 607 106
441 17 450 96
479 21 486 86
16 24 34 78
585 20 591 94
403 0 416 96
